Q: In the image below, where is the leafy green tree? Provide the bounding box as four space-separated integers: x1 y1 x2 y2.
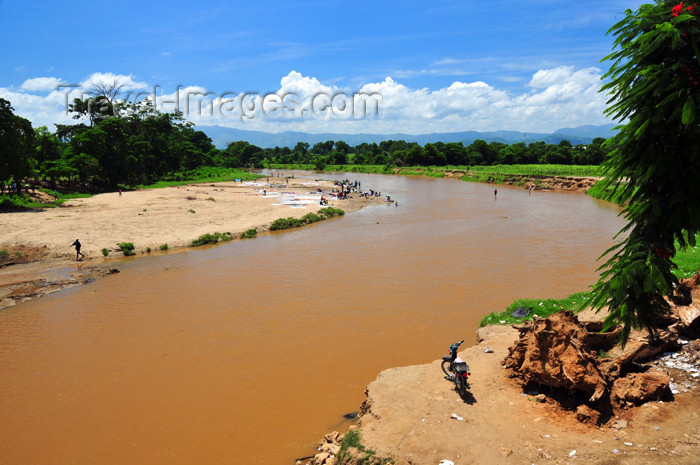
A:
68 96 114 126
34 126 62 166
40 159 77 186
67 152 100 184
589 1 700 345
293 141 310 162
0 98 35 185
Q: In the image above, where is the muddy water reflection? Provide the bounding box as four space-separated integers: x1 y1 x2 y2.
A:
0 173 624 464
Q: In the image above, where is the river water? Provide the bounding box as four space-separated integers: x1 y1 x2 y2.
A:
0 172 624 464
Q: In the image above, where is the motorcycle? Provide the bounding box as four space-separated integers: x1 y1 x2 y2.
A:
441 340 471 396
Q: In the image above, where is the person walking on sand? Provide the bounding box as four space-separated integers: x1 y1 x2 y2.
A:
71 239 85 261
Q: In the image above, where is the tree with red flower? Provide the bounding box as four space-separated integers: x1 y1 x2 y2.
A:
590 1 700 346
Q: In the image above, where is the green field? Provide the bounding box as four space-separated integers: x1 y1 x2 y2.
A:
468 164 602 177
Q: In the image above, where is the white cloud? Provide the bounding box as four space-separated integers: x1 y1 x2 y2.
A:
20 77 65 92
80 72 149 92
1 67 611 134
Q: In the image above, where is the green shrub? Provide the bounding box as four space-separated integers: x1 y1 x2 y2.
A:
191 232 233 246
146 247 151 253
269 217 303 231
0 250 7 259
159 243 168 251
102 248 109 256
117 242 135 256
269 208 345 231
241 228 257 238
301 212 322 224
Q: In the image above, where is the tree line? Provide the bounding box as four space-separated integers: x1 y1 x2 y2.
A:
1 95 610 191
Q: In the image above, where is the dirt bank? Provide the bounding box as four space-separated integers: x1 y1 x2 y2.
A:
443 170 600 193
0 178 375 309
303 309 699 465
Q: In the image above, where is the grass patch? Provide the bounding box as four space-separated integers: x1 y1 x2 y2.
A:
159 243 168 251
117 242 135 256
0 194 56 210
479 292 591 327
337 429 393 465
0 250 7 260
462 172 508 185
672 232 700 280
1 190 93 211
191 232 233 247
586 180 629 204
101 248 109 257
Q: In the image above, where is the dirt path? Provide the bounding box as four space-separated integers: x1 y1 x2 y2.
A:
354 316 700 464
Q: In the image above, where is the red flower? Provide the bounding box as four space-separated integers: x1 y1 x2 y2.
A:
655 248 672 259
673 2 684 16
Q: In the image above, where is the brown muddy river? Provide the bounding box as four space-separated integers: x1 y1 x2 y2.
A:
0 172 624 464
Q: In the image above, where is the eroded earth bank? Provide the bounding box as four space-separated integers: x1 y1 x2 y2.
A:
302 280 700 465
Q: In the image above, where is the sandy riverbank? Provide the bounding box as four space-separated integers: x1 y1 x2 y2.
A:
0 178 376 309
303 309 700 465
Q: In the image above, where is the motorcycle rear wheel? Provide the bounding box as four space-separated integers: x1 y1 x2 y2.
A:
456 376 466 396
441 360 453 376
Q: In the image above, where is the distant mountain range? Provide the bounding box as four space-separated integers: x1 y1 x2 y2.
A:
197 124 618 149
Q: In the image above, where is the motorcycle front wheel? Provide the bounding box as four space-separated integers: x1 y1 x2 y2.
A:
441 360 453 376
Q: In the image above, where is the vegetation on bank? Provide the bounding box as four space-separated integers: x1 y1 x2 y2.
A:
337 429 394 465
191 232 234 247
240 228 257 238
480 292 590 327
269 207 344 231
117 242 135 256
585 180 628 203
267 163 602 178
480 232 700 327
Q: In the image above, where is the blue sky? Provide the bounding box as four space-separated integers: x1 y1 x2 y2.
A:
0 0 639 134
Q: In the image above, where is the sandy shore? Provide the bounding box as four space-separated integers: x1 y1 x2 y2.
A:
0 178 374 309
305 310 700 465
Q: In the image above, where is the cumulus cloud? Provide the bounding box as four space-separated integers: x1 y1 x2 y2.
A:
1 67 611 134
20 77 65 92
80 72 148 91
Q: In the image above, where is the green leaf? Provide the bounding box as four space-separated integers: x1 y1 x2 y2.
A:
682 95 695 125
